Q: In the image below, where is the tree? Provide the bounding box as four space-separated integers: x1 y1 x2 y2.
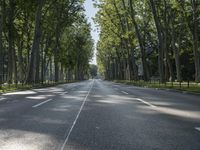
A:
0 0 3 84
27 0 44 83
95 0 200 82
0 0 94 85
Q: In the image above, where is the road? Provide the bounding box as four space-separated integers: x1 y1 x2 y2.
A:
0 79 200 150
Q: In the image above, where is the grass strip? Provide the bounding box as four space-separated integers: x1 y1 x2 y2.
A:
0 80 77 94
114 80 200 94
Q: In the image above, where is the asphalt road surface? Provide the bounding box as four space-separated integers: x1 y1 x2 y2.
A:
0 79 200 150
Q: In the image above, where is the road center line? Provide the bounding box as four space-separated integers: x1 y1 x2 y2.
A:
32 99 52 108
60 80 94 150
136 98 156 108
195 127 200 132
121 91 128 95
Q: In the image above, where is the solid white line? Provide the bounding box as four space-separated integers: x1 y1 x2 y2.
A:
136 98 156 108
121 91 128 95
195 127 200 132
32 99 52 108
60 80 94 150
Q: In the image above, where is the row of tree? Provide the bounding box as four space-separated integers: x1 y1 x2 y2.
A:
95 0 200 82
0 0 94 85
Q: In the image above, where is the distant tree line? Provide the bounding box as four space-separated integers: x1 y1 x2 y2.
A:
89 64 98 78
95 0 200 83
0 0 94 85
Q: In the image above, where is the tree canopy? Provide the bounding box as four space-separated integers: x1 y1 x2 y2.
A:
95 0 200 82
0 0 94 84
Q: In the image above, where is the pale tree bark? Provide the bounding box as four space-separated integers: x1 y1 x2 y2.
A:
163 0 174 82
172 23 181 81
27 0 45 83
164 32 174 81
128 0 149 81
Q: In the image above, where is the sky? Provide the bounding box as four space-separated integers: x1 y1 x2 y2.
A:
84 0 99 65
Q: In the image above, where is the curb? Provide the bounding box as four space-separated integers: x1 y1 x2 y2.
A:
157 88 200 96
113 81 200 96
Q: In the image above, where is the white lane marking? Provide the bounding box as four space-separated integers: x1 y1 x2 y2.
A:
121 91 128 95
32 99 52 108
136 98 156 108
195 127 200 132
60 80 94 150
0 97 6 101
60 92 68 96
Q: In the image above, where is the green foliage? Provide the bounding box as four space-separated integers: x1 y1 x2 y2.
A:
95 0 200 82
0 0 94 84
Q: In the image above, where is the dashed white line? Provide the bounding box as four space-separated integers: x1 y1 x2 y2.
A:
32 99 52 108
0 97 6 101
60 92 68 96
60 80 94 150
195 127 200 132
136 98 156 108
121 91 128 95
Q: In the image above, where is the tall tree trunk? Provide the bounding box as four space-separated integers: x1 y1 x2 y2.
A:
129 0 149 81
27 0 44 83
41 47 44 84
35 46 40 83
41 37 49 83
60 65 64 81
0 1 3 84
163 1 174 82
113 0 138 80
130 49 138 80
8 0 17 84
191 0 200 82
172 24 181 81
50 57 53 81
25 11 31 79
164 29 174 82
17 39 25 83
54 30 59 82
54 25 60 82
149 0 165 83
